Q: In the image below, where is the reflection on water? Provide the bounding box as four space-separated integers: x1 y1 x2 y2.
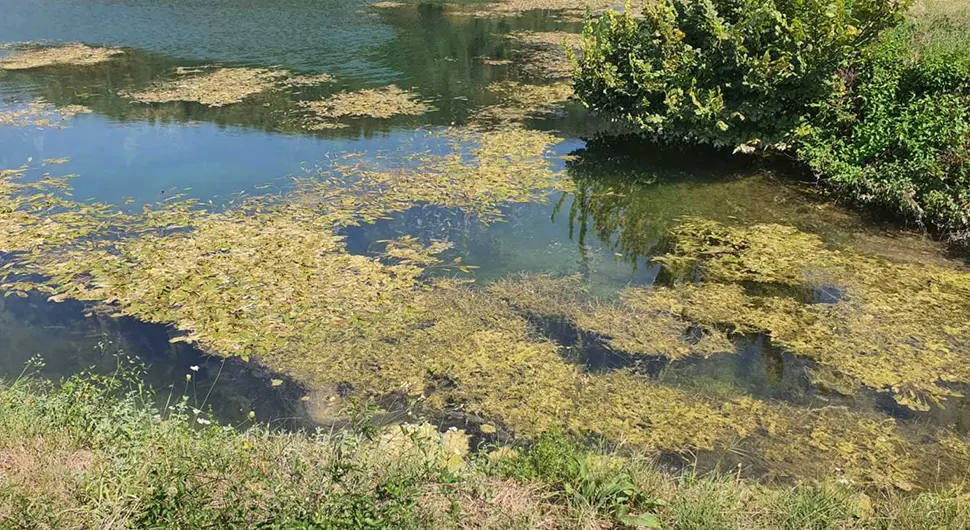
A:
0 3 591 136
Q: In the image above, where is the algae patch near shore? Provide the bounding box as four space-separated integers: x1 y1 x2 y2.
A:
0 99 91 128
298 127 570 221
4 138 970 488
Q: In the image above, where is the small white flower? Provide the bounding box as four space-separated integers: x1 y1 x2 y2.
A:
197 417 212 425
185 374 191 381
192 408 201 415
189 365 200 372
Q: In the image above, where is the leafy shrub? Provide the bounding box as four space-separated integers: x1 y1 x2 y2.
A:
576 0 970 241
575 0 905 150
797 8 970 239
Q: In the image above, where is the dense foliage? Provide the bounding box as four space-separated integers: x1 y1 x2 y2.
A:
799 8 970 238
576 0 905 149
576 0 970 242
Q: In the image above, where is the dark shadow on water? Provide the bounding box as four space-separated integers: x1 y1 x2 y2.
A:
0 293 316 430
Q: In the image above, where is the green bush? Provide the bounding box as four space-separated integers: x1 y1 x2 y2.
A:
576 0 970 242
576 0 905 149
797 9 970 239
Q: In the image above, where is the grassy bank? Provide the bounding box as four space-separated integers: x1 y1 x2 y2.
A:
1 364 969 529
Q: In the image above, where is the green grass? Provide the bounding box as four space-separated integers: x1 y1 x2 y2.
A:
1 360 970 529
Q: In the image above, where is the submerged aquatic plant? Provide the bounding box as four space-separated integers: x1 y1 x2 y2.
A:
506 31 582 80
280 72 335 87
297 127 570 221
446 0 633 21
648 219 970 412
0 43 123 70
4 155 970 489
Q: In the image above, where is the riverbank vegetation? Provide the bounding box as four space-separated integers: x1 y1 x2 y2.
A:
576 0 970 244
4 366 970 529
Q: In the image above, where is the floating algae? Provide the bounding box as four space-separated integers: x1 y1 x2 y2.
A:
447 0 633 21
5 158 970 488
299 85 434 130
121 68 287 107
492 219 970 412
0 43 123 70
489 274 734 361
477 57 513 66
505 31 582 80
0 100 91 128
280 72 335 87
648 219 970 411
472 81 573 125
296 127 570 221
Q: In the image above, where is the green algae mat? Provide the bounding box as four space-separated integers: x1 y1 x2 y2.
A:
3 125 970 492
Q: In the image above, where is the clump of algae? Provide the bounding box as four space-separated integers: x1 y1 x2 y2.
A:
299 85 434 129
0 99 90 128
0 43 122 70
488 274 734 360
506 31 582 80
296 127 571 222
447 0 630 21
472 81 573 125
280 72 335 87
648 219 970 411
493 218 970 412
121 68 287 107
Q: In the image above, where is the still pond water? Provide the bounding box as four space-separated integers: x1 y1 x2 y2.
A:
1 0 967 442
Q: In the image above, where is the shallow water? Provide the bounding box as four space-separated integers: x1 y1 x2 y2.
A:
2 0 969 484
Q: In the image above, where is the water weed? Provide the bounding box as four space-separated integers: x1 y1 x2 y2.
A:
0 43 123 70
299 85 434 129
121 67 288 107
